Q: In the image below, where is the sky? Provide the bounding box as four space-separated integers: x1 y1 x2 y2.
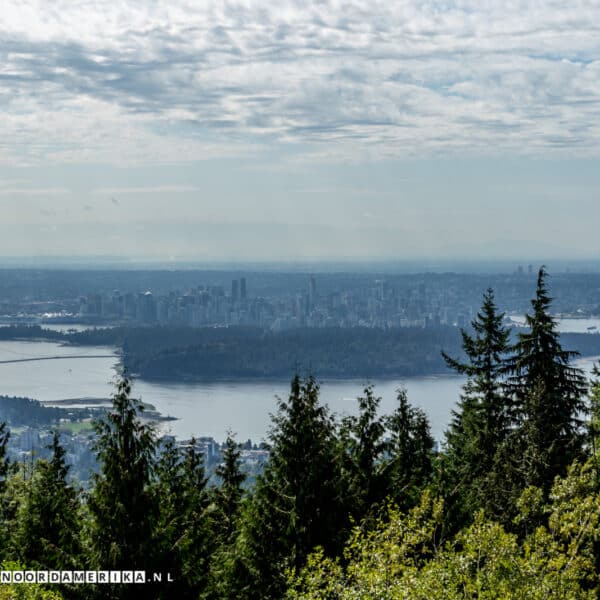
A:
1 1 600 263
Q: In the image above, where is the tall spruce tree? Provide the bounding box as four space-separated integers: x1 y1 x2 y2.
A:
383 388 434 511
440 288 512 525
87 376 158 597
17 431 82 571
0 421 11 557
0 422 8 487
233 375 344 600
587 363 600 468
206 433 247 600
506 267 587 492
173 439 213 598
338 385 387 522
213 432 246 541
152 438 213 598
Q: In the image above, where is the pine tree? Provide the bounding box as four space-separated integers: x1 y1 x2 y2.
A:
153 437 213 598
338 385 387 522
17 431 82 571
506 267 587 491
587 363 600 472
206 433 247 600
175 439 213 597
233 374 344 599
383 388 434 511
213 432 246 541
87 376 158 595
0 421 12 558
440 288 512 525
0 422 9 487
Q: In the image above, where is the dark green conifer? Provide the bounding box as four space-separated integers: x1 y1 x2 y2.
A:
506 267 587 491
0 421 12 558
17 431 82 571
383 388 434 511
232 374 344 599
338 385 387 522
440 288 512 525
153 437 213 599
87 376 158 592
213 432 246 541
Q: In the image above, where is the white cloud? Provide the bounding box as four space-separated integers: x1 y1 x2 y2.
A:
1 1 599 165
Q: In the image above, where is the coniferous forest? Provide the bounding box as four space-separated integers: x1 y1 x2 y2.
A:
3 267 600 599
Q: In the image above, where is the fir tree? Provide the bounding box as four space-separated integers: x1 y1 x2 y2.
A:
17 431 82 571
233 374 344 599
213 432 246 541
0 422 9 487
383 388 434 511
0 421 11 558
175 439 213 598
206 433 247 600
87 376 158 597
440 288 512 525
338 385 387 522
506 267 587 491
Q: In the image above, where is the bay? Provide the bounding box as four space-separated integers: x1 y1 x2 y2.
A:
0 338 598 444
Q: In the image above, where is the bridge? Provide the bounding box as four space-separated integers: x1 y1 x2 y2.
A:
0 354 116 364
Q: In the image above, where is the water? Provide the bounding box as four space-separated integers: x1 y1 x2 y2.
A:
0 323 113 333
0 338 599 444
508 315 600 334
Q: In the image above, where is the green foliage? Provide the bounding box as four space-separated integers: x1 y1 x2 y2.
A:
383 388 434 511
289 459 600 599
16 432 82 571
338 386 387 523
506 267 587 492
87 377 158 577
213 432 246 541
440 288 512 527
0 422 14 559
231 375 345 599
0 562 63 599
151 437 214 599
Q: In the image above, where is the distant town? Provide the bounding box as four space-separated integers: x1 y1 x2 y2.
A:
2 264 600 331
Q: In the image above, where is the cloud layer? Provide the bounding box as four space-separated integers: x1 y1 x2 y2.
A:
1 1 600 165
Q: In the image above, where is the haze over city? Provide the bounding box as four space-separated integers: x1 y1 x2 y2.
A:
1 1 600 261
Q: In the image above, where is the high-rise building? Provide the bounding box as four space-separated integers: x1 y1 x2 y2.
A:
231 279 239 303
240 277 247 301
308 275 316 309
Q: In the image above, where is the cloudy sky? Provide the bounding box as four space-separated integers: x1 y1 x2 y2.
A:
1 1 599 262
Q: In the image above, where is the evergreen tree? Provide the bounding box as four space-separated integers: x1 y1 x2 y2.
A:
213 432 246 541
17 431 82 571
153 438 186 593
383 388 434 511
0 422 9 487
174 439 213 598
506 267 587 491
0 422 11 558
587 363 600 476
233 375 344 599
206 433 247 600
87 376 158 597
440 288 512 525
153 437 214 598
338 385 387 522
